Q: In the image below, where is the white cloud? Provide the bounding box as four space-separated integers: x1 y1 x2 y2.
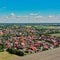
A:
4 16 9 19
22 16 28 18
35 16 43 19
16 16 28 20
16 16 21 18
29 13 38 16
10 13 15 17
0 17 5 20
0 13 60 23
48 15 55 18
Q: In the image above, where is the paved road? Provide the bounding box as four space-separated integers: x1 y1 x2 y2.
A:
14 48 60 60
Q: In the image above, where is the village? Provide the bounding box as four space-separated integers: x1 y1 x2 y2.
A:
0 24 60 56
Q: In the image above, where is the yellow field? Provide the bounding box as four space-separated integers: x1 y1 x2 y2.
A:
0 51 19 60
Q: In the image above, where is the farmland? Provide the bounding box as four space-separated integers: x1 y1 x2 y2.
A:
51 33 60 37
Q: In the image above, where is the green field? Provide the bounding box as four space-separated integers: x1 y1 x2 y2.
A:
50 33 60 37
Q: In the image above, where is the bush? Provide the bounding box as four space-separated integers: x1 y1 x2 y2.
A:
0 49 4 52
6 48 9 52
8 48 12 53
16 50 25 56
54 45 59 48
45 40 53 44
0 45 4 52
7 48 25 56
12 49 17 54
42 48 48 51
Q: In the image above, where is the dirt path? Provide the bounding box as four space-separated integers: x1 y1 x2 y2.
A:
14 48 60 60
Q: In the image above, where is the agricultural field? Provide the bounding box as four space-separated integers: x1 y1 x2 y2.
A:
51 33 60 37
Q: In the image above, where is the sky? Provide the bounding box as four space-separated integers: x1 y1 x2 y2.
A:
0 0 60 23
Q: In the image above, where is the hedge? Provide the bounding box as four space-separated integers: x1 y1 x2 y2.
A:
6 48 25 56
45 40 53 44
0 49 4 52
0 45 4 52
16 50 25 56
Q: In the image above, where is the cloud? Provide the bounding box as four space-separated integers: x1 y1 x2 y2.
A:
0 17 5 20
0 13 16 21
21 16 28 18
35 16 43 19
29 13 38 16
10 13 15 17
4 16 9 19
16 16 28 20
0 13 60 23
48 15 55 18
16 16 21 18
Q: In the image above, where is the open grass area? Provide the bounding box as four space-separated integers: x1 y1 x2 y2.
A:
0 51 19 60
34 25 56 29
50 33 60 37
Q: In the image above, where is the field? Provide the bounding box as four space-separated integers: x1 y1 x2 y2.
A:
0 52 19 60
51 33 60 37
0 48 60 60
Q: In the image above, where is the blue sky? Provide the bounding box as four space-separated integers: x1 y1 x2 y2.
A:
0 0 60 23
